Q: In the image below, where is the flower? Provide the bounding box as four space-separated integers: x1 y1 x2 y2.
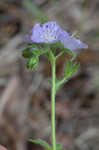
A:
25 21 88 50
59 30 88 50
25 21 62 43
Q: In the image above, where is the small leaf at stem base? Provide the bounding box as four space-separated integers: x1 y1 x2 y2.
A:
28 139 51 150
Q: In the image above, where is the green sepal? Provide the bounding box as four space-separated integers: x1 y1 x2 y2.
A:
28 139 51 150
26 56 38 70
50 41 64 53
28 43 49 49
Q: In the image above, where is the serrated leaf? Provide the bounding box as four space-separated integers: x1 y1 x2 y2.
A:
28 139 50 149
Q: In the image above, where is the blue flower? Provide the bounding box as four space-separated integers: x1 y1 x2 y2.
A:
59 30 88 50
25 21 88 50
26 21 62 43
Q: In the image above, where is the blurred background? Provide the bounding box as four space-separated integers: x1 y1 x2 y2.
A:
0 0 99 150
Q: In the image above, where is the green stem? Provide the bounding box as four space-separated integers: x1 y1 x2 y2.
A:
55 51 64 59
51 57 56 150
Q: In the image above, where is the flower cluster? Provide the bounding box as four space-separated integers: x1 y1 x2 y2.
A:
25 21 88 50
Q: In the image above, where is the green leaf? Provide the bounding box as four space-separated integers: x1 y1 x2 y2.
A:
64 60 72 78
28 139 50 149
71 62 80 74
28 43 50 56
56 77 63 84
64 60 79 78
56 144 64 150
55 59 79 91
31 49 44 56
26 56 38 70
31 48 49 56
55 77 67 91
28 43 41 50
22 48 33 58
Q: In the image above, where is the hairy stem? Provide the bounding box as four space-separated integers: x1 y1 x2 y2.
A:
51 57 56 150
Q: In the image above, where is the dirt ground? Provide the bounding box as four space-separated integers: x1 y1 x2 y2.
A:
0 0 99 150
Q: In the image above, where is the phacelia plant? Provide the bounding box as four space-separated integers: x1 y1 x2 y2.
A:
22 21 88 150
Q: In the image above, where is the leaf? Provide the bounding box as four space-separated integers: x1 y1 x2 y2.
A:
31 49 44 56
31 48 49 56
28 139 50 150
56 144 64 150
55 77 67 91
28 43 50 56
64 60 79 79
71 62 80 74
26 56 38 70
22 48 33 58
56 77 63 85
55 59 79 91
28 43 41 50
64 60 72 78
